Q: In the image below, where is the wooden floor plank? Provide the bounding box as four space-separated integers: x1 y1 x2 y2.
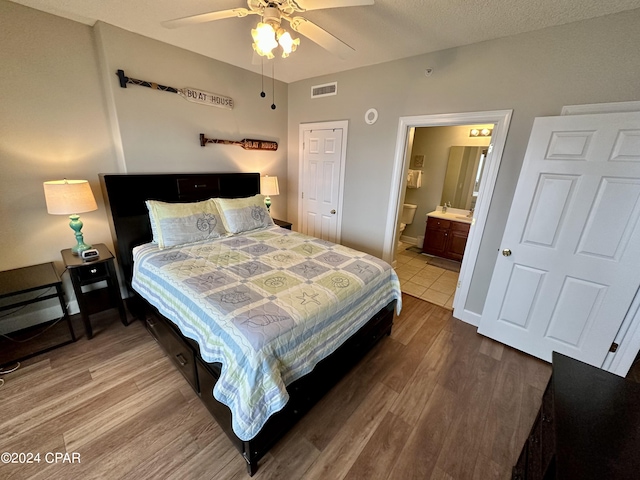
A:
342 411 412 480
63 378 182 451
2 369 93 420
387 384 458 480
389 329 455 426
390 296 435 345
434 353 501 478
83 397 208 480
1 379 139 450
260 431 320 480
294 333 395 452
301 381 398 480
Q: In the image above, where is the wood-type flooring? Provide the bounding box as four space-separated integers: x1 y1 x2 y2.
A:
1 294 556 479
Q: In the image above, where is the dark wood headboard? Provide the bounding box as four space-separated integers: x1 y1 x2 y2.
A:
99 172 260 296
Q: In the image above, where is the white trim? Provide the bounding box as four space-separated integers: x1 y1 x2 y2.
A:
383 110 512 326
561 100 640 116
298 120 348 243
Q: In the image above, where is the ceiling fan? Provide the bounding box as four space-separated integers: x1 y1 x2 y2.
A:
162 0 375 60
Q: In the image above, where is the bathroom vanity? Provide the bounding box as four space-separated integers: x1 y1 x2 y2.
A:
422 210 471 261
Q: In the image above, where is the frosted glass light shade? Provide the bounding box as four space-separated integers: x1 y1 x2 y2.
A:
260 176 280 196
251 22 277 59
43 179 98 215
277 29 299 57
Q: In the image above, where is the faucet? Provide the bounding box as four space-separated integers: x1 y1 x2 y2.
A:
442 201 451 213
467 207 474 218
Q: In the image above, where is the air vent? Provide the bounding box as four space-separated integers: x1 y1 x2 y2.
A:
311 82 337 98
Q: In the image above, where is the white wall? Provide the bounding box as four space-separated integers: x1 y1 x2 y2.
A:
287 8 640 315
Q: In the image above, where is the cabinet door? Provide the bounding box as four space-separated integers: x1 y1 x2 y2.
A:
446 229 469 261
422 218 450 256
424 228 447 255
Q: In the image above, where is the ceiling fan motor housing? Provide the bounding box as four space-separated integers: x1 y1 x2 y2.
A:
263 5 282 27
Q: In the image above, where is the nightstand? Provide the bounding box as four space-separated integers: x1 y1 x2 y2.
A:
61 243 128 339
273 218 292 230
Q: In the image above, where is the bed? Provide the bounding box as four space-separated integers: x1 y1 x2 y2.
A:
99 172 401 475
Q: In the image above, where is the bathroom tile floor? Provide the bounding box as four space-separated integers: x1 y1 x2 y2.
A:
395 242 460 309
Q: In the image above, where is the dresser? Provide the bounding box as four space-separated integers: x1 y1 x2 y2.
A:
513 352 640 480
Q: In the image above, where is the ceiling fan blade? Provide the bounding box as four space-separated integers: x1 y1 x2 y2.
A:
294 0 374 12
162 8 251 29
289 17 355 59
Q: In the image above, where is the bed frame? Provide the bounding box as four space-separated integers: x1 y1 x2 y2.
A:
99 173 396 475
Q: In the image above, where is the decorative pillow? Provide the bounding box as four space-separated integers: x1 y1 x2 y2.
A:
145 199 228 249
214 194 274 234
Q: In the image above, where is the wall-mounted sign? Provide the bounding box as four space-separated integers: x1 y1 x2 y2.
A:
200 134 278 151
180 87 233 109
116 69 233 110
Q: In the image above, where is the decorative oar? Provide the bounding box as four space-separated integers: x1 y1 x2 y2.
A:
116 69 233 110
200 134 278 151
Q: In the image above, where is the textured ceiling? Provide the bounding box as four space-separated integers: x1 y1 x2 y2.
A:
9 0 640 83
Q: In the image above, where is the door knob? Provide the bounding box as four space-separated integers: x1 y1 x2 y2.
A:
502 249 512 257
330 209 336 214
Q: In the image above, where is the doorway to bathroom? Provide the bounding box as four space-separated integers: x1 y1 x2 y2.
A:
382 110 512 325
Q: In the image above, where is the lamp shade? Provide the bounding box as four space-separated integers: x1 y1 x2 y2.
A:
43 179 98 215
260 176 280 196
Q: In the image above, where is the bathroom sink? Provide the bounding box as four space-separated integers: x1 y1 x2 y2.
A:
427 210 473 223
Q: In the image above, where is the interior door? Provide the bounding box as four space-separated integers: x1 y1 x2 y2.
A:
301 128 344 242
478 111 640 367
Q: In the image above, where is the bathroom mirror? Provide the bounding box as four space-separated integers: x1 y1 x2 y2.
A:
440 146 487 210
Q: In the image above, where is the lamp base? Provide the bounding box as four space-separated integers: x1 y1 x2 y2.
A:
264 196 272 212
69 214 92 255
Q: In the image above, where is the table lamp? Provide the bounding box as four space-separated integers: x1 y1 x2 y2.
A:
260 175 279 212
43 179 98 255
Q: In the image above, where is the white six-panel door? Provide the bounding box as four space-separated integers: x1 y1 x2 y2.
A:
301 128 344 242
478 111 640 367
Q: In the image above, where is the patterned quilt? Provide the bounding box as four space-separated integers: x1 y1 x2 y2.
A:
132 225 402 441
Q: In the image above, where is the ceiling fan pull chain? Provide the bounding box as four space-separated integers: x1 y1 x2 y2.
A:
260 57 266 98
271 62 276 110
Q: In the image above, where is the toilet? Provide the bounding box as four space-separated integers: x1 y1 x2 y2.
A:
399 203 418 240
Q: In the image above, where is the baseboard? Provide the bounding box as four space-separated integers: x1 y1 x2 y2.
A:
399 235 417 245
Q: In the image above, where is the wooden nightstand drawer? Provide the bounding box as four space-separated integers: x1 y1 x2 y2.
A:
75 262 108 282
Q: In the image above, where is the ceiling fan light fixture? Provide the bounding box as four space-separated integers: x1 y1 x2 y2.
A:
277 28 300 57
251 22 278 58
